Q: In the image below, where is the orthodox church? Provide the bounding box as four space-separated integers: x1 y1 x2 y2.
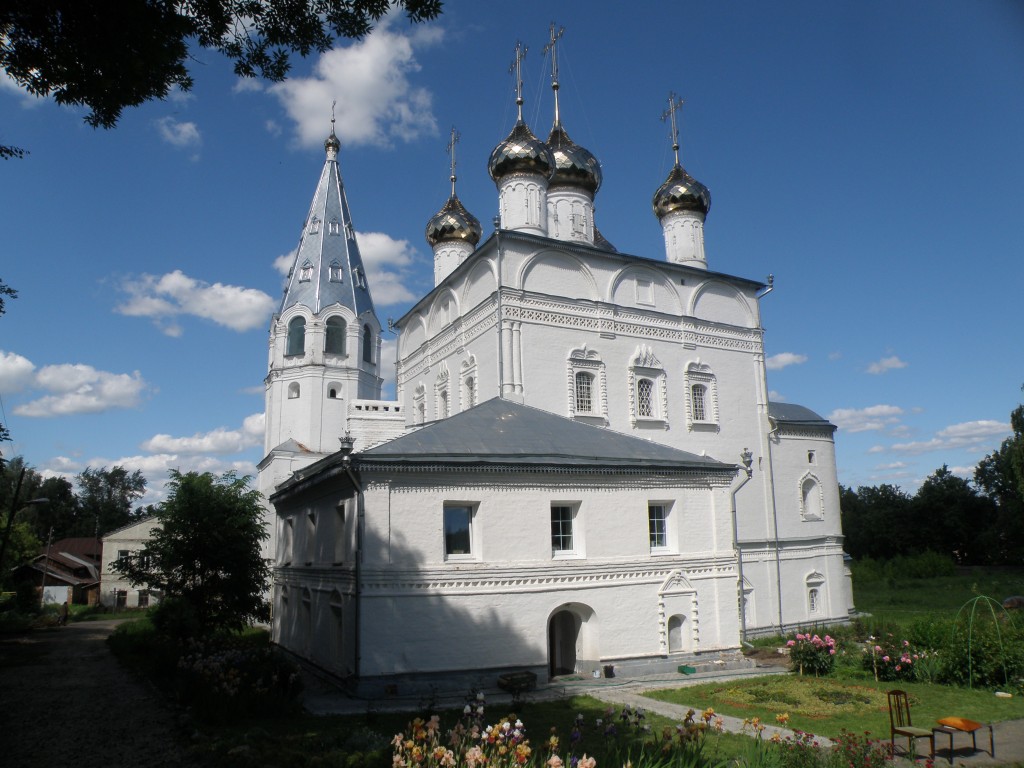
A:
260 36 853 695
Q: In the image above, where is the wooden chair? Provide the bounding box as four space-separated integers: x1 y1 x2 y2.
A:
888 689 935 759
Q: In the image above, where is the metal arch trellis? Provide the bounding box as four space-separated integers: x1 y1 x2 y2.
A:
951 595 1017 689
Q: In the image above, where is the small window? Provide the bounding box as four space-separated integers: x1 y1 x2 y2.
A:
117 549 130 561
690 384 707 422
325 316 346 355
328 387 338 399
575 372 594 413
299 262 313 282
286 316 306 356
648 504 668 550
329 261 343 283
808 588 819 614
465 376 476 408
417 401 426 424
439 389 450 419
288 382 300 399
329 218 340 235
807 450 816 464
551 505 574 555
362 324 373 363
637 378 654 417
308 216 320 234
137 590 149 609
444 505 473 558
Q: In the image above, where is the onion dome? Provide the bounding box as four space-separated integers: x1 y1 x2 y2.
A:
547 124 602 194
324 130 341 155
487 121 555 184
652 163 711 219
426 195 482 247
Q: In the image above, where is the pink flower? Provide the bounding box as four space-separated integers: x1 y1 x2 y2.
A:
883 656 890 662
875 645 882 652
578 756 596 768
787 640 796 647
829 648 836 655
547 757 563 768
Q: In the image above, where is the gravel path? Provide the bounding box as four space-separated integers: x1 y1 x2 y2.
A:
0 619 202 768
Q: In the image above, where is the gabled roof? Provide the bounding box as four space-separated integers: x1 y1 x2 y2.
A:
47 537 101 560
361 397 732 471
768 401 836 429
279 133 376 319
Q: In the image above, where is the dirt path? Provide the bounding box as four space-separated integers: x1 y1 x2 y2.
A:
0 619 202 768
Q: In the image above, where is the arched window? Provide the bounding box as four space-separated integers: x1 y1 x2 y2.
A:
440 389 449 418
637 378 654 417
800 475 825 521
328 261 343 282
575 372 594 413
286 316 306 356
362 324 373 363
808 588 819 613
287 382 300 399
668 615 685 653
325 316 346 355
690 384 707 422
465 376 476 408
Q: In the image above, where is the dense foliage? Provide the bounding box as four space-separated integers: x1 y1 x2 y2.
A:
116 470 269 638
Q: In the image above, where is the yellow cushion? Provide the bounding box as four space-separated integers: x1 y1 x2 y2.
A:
937 717 983 732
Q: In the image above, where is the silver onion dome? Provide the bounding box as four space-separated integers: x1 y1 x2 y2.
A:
487 121 555 184
652 163 711 219
324 130 341 155
425 195 482 247
547 124 602 194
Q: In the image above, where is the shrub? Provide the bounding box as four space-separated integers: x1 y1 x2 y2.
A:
787 633 837 676
862 634 931 682
939 615 1024 689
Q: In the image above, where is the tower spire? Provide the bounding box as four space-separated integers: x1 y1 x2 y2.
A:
543 23 565 127
446 126 460 198
661 92 684 167
510 41 527 122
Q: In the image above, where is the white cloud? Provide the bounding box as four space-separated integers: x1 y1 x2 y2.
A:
768 390 786 402
265 120 282 137
140 413 264 455
766 352 807 370
13 364 149 417
0 350 36 393
270 19 443 148
867 355 907 375
273 250 296 276
233 78 265 94
0 70 41 108
356 231 419 305
875 461 909 470
116 270 275 334
828 351 842 361
828 404 904 433
380 337 397 384
885 420 1011 455
156 117 202 148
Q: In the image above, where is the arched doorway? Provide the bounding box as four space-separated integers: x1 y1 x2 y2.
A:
548 610 578 677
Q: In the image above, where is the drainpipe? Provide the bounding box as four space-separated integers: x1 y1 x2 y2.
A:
338 434 362 678
755 275 784 634
730 449 754 643
494 218 507 399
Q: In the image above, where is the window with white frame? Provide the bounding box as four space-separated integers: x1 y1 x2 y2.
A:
299 261 313 281
435 366 450 419
808 588 819 613
551 504 576 555
286 316 306 356
325 316 346 355
629 345 668 425
443 504 475 558
684 361 719 429
648 503 669 552
806 572 825 615
413 384 426 425
567 346 606 420
461 355 478 411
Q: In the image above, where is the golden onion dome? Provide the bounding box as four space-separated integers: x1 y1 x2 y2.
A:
652 163 711 219
487 121 555 184
546 124 602 194
425 194 482 247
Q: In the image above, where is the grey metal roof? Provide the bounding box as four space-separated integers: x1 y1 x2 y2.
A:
279 135 376 318
362 397 732 470
768 401 834 426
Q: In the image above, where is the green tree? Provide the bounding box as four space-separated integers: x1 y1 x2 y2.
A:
975 403 1024 564
840 483 914 560
1 1 443 157
911 465 995 565
117 470 269 638
75 466 146 537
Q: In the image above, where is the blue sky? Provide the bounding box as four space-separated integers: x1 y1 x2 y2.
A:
1 0 1021 505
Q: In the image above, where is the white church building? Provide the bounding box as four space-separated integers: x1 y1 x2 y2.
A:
260 40 854 695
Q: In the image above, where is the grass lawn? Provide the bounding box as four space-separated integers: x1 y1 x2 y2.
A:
643 676 1024 741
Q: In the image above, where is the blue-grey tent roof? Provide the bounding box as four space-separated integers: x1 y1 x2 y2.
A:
362 397 732 470
768 401 834 427
279 134 376 318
